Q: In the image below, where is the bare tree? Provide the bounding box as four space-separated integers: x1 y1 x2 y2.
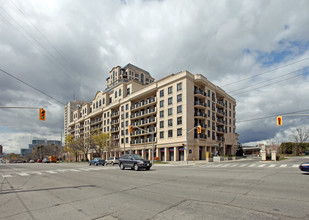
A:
290 127 309 155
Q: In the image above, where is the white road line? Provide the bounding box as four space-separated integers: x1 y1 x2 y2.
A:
230 164 239 167
221 164 230 167
45 171 57 174
280 164 287 167
213 164 224 167
56 169 67 172
249 164 256 167
269 164 276 167
2 174 13 178
258 164 266 167
239 164 247 167
292 164 299 168
68 169 80 172
33 172 42 175
17 173 29 176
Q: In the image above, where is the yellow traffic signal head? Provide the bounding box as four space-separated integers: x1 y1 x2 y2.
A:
129 125 133 134
277 116 282 126
39 108 46 121
197 125 202 134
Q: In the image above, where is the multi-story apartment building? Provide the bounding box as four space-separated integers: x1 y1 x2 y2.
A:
64 63 238 161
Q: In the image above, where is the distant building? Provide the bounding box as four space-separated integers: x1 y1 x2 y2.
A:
20 138 62 156
242 146 261 156
0 145 3 155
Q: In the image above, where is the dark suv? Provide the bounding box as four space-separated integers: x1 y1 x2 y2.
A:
119 154 152 171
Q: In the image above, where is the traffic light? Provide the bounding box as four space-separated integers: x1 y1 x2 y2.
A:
277 116 282 126
197 125 202 133
39 108 46 121
129 125 133 134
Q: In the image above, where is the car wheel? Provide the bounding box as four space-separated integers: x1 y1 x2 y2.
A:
89 163 91 166
146 167 150 171
112 162 114 166
134 163 139 171
120 163 125 170
95 163 98 166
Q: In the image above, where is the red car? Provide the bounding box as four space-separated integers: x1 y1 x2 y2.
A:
37 159 42 163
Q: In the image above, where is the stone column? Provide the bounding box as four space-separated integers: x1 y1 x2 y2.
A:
261 150 267 161
271 151 277 161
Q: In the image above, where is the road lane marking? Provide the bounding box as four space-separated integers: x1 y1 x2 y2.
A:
45 171 57 174
280 164 287 167
221 164 230 167
17 173 29 176
269 164 276 167
292 164 299 168
258 164 266 167
249 164 256 167
2 174 13 178
239 164 247 167
230 164 239 167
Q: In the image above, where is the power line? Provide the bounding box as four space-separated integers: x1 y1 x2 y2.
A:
231 70 307 96
0 68 66 106
222 56 309 87
237 108 309 123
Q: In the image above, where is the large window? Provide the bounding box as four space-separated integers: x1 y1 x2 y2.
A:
177 82 182 91
177 105 182 114
160 100 164 108
168 119 173 127
168 108 173 116
168 97 173 105
177 116 182 125
160 121 164 128
177 94 182 102
177 128 182 136
160 131 164 139
168 130 173 137
160 90 164 97
160 110 164 118
168 86 173 94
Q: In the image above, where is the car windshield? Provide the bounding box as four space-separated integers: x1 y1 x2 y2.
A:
131 154 145 160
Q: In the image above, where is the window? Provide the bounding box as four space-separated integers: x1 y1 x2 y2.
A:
126 121 128 126
119 89 122 96
177 94 182 102
107 112 110 117
168 97 173 105
160 100 164 108
160 90 164 97
115 91 117 98
93 103 95 109
177 128 182 136
126 104 129 110
160 110 164 118
177 105 182 114
160 131 164 139
160 121 164 128
168 130 173 137
168 86 173 94
126 112 128 118
103 98 105 104
127 88 130 95
168 119 173 127
135 73 139 78
121 106 124 111
99 100 101 107
177 116 182 125
168 108 173 116
177 82 182 91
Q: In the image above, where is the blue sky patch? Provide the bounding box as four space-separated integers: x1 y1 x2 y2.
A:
252 40 309 67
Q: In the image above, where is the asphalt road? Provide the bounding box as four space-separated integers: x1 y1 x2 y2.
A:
1 157 309 220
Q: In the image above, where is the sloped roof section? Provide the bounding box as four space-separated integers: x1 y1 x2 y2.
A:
122 63 150 74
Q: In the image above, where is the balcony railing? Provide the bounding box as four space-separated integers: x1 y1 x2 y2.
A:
194 112 207 118
194 89 207 97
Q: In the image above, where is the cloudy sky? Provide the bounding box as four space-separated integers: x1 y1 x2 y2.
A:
1 0 309 153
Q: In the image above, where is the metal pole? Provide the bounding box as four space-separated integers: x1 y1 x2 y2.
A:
152 131 154 166
186 129 189 164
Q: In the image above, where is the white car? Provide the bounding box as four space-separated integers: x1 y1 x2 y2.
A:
105 157 119 166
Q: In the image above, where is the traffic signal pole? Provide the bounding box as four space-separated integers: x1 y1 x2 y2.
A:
0 106 46 120
277 114 309 126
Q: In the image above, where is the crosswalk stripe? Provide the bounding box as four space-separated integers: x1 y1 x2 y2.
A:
249 164 256 167
230 164 239 167
280 164 287 167
292 164 299 168
258 164 266 167
46 171 57 174
269 164 276 167
239 164 247 167
2 174 13 178
18 173 29 176
221 164 230 167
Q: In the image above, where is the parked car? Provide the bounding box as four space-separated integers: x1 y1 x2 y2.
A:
29 160 34 163
89 158 106 166
42 158 50 163
299 162 309 172
119 154 152 171
37 159 42 163
106 156 119 166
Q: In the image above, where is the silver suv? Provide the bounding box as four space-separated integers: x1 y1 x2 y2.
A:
106 157 119 166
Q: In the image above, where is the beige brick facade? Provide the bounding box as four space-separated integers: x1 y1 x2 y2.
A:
64 64 238 161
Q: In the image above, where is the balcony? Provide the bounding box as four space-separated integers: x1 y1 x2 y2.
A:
131 97 156 110
194 89 207 97
194 111 207 118
216 109 225 116
111 111 119 118
194 101 207 108
217 118 225 124
217 127 225 133
111 119 119 125
217 100 225 108
194 123 207 128
131 108 157 119
194 133 207 139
